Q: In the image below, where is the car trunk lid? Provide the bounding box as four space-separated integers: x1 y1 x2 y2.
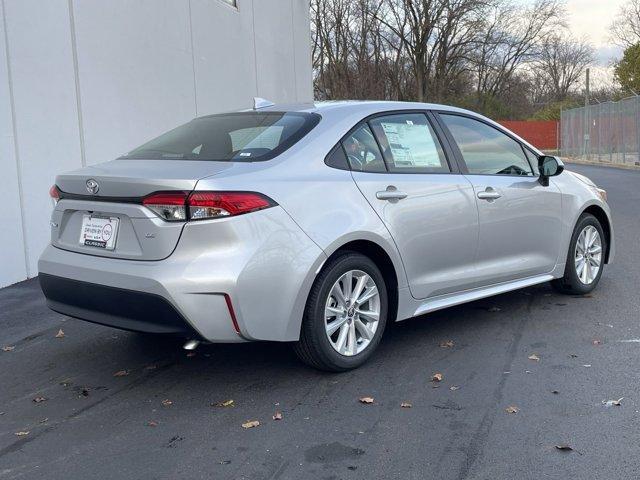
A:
51 160 232 260
56 159 233 197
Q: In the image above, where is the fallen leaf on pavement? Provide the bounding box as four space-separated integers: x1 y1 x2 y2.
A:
528 354 540 362
55 329 65 338
505 405 519 414
555 444 573 451
213 399 234 407
113 370 130 377
400 402 412 408
450 385 460 391
602 398 623 407
439 340 454 348
359 397 375 404
14 431 29 436
273 411 283 420
242 420 260 429
147 420 158 427
161 399 173 407
32 396 47 403
431 373 443 382
2 346 15 352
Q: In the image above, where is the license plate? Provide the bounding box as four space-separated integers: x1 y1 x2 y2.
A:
79 215 119 250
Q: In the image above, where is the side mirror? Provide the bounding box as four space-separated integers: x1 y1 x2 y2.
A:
538 155 564 186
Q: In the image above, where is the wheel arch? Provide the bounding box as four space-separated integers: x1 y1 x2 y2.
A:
325 239 400 325
581 204 612 263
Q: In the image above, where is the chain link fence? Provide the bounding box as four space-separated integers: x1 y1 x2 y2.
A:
560 96 640 166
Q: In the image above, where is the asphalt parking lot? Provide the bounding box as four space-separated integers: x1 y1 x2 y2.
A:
1 164 639 480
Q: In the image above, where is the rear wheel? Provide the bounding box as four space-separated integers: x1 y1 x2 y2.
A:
552 213 606 295
294 252 388 371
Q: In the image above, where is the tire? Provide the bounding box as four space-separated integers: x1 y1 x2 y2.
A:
294 251 388 372
552 213 606 295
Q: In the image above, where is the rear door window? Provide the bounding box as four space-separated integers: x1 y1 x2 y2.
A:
369 113 449 173
120 112 320 162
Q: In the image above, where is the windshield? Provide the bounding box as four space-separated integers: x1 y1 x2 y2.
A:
120 111 320 161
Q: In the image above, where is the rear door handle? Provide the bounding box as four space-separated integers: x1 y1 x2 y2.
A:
376 189 408 201
477 188 501 201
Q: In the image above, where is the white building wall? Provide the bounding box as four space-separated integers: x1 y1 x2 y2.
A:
0 0 313 288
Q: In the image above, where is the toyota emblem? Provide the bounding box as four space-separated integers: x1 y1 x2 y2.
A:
86 179 99 194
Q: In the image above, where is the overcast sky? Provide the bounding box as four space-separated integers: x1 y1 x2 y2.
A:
564 0 625 65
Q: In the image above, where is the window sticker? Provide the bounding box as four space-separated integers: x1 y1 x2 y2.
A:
380 122 442 168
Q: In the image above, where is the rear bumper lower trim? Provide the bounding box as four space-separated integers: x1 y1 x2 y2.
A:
39 273 202 337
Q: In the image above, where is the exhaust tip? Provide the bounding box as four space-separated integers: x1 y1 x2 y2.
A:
183 339 200 351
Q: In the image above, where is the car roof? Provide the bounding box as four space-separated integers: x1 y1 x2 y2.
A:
257 100 471 115
209 100 543 157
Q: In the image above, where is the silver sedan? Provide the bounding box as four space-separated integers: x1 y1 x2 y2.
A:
38 101 614 371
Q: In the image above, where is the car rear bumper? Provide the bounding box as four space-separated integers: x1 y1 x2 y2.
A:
38 206 326 343
38 245 243 341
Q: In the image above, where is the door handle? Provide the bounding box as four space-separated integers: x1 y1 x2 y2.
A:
376 188 408 201
477 187 501 201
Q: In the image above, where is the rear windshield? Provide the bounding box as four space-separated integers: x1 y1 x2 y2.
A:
120 111 320 161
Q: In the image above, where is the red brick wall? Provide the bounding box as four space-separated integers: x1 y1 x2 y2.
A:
498 120 559 150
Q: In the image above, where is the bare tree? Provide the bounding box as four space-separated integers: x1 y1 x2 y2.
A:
610 0 640 48
312 0 401 100
371 0 485 102
373 0 447 102
536 34 594 100
471 0 563 107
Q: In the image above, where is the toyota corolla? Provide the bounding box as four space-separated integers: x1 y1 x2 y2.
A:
39 101 614 371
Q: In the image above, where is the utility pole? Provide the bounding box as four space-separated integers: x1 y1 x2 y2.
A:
583 68 590 159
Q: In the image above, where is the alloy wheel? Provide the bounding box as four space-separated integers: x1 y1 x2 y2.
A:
324 270 381 356
574 225 602 285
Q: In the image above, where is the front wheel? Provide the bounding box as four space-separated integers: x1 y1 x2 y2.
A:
552 213 606 295
294 252 388 371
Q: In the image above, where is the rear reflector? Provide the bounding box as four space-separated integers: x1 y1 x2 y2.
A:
223 293 241 335
142 191 275 222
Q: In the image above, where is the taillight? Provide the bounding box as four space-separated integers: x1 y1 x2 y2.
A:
188 192 273 219
142 191 275 221
49 185 60 205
